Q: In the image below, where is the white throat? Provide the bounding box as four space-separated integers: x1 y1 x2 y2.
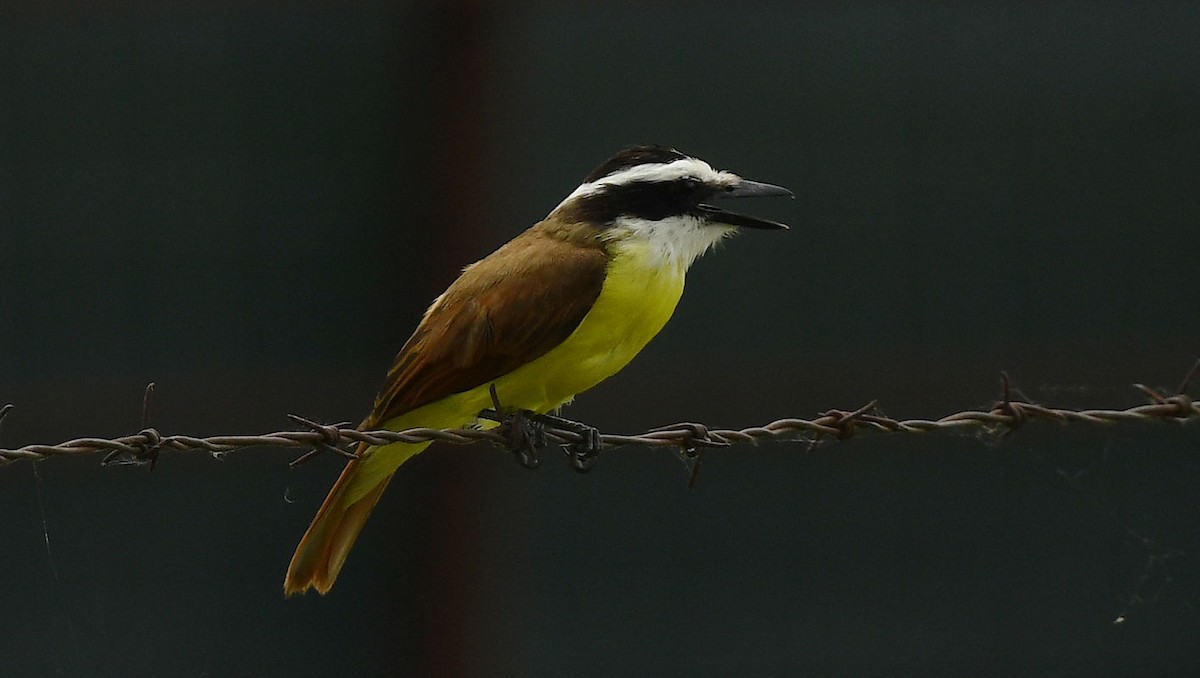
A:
601 214 736 270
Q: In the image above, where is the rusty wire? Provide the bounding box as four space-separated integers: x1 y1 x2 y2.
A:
1 363 1198 469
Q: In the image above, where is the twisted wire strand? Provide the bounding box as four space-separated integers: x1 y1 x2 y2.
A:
1 367 1196 468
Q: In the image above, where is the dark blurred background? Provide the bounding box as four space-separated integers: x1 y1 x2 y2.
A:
3 2 1200 676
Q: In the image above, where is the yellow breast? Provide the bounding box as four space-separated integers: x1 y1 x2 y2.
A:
406 239 684 422
492 239 685 412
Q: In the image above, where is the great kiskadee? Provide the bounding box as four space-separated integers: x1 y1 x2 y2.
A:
285 145 791 595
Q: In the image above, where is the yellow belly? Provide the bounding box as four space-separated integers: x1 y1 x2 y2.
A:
345 242 685 502
496 243 685 411
416 240 684 417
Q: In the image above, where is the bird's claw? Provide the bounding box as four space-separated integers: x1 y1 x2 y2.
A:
481 396 603 472
506 409 546 469
564 425 603 473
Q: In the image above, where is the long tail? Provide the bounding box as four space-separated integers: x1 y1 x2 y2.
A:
284 440 428 595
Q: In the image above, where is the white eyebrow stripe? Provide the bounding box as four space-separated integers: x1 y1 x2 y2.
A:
555 157 740 211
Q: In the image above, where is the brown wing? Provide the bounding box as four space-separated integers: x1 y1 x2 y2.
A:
361 224 608 429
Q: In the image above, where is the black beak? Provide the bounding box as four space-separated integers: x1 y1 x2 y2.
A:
698 178 793 230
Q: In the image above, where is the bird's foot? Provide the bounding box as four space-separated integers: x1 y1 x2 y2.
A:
505 409 546 469
482 385 545 469
479 386 601 471
532 412 603 473
565 425 603 473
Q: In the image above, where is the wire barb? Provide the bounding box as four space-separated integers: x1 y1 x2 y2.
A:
285 415 360 467
2 363 1199 468
141 382 156 430
1176 359 1200 397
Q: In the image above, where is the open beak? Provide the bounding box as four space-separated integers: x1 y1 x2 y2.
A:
698 178 793 230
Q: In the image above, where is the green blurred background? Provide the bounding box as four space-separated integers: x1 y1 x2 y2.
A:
3 2 1200 675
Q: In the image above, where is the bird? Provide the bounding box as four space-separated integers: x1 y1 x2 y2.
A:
284 144 791 595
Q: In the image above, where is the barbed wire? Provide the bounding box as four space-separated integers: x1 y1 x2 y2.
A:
1 363 1197 472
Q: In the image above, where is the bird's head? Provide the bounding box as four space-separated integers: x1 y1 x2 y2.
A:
550 145 792 267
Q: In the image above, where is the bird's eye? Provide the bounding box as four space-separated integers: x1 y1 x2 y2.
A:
682 176 703 191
